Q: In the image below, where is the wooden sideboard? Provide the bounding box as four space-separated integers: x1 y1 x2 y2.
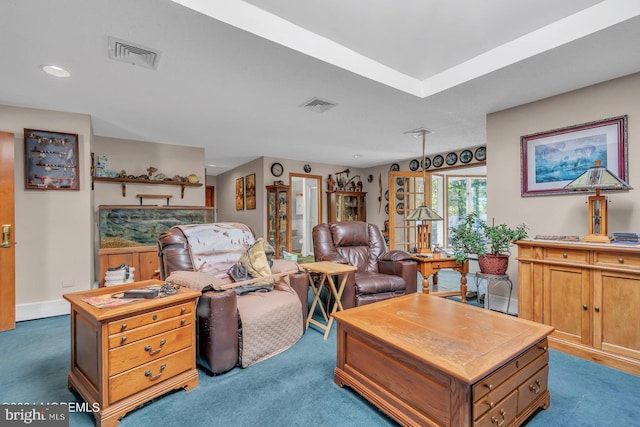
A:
99 246 159 286
516 240 640 375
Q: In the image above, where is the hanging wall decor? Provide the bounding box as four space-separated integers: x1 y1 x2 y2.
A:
236 177 245 210
520 116 628 196
245 173 256 209
24 129 79 190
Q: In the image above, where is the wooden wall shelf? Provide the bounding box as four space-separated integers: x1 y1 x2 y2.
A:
93 176 202 198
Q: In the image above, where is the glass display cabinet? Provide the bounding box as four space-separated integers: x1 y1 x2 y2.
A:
266 184 291 258
327 191 366 222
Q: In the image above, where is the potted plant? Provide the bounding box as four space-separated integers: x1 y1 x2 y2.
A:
450 212 528 275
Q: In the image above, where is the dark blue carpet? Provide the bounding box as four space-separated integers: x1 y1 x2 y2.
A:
1 310 638 426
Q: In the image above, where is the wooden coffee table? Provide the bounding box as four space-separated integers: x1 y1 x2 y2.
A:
333 294 554 426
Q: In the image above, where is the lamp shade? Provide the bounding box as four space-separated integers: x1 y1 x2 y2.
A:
563 161 631 192
405 205 443 221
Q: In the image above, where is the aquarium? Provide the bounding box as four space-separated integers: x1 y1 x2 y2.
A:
98 205 216 248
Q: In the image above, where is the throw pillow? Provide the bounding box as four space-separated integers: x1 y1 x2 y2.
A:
228 238 275 294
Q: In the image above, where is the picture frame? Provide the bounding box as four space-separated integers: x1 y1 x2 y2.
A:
235 177 244 210
245 173 256 210
24 129 79 190
521 116 628 196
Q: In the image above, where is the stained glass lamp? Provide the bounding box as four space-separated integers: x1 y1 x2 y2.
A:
563 160 632 243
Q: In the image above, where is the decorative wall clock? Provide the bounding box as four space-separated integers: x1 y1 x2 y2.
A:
271 162 284 177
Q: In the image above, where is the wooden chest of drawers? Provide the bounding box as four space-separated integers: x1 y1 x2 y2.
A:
64 280 200 427
333 294 554 426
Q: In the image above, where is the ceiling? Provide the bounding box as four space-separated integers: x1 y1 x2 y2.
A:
2 0 640 175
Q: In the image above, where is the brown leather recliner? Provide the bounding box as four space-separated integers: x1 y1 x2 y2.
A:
157 223 309 375
312 221 417 309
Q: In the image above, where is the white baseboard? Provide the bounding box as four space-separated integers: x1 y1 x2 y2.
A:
16 299 70 322
485 294 518 315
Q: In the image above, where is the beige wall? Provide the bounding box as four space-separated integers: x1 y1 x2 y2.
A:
216 156 359 237
92 136 206 280
488 72 640 287
0 105 93 319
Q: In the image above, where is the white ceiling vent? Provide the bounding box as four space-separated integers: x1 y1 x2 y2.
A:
108 37 161 70
300 97 338 113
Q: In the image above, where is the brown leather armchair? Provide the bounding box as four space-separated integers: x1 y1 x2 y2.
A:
157 223 308 375
312 221 417 309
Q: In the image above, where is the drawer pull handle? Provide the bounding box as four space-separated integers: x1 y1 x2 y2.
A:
153 314 158 321
583 304 588 310
181 307 186 314
538 344 548 351
529 379 541 395
594 306 600 312
486 400 495 409
562 253 568 258
618 258 624 264
491 409 506 426
144 339 166 355
181 319 186 325
145 364 166 380
121 336 127 344
484 383 493 391
121 323 127 331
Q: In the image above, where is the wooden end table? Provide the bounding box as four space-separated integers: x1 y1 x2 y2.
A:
64 280 200 427
411 254 469 302
299 261 357 340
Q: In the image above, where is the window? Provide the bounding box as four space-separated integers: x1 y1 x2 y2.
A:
387 171 486 253
446 176 487 247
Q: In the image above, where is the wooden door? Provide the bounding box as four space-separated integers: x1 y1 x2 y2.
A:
543 264 590 345
205 185 215 208
0 131 15 331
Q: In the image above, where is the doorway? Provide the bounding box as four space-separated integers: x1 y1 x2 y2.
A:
289 173 322 262
0 131 15 331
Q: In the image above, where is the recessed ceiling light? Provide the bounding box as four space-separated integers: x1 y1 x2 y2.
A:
353 154 363 158
207 164 216 167
41 65 71 78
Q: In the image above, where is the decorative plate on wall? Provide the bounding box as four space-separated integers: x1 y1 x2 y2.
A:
395 202 404 215
395 177 405 187
395 188 405 201
423 157 431 170
384 189 389 201
303 164 311 173
390 163 400 171
460 149 473 164
409 159 420 171
432 155 444 168
446 152 458 165
385 203 389 214
475 146 487 161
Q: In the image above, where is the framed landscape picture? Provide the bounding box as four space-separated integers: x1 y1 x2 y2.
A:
521 116 628 196
24 129 79 190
